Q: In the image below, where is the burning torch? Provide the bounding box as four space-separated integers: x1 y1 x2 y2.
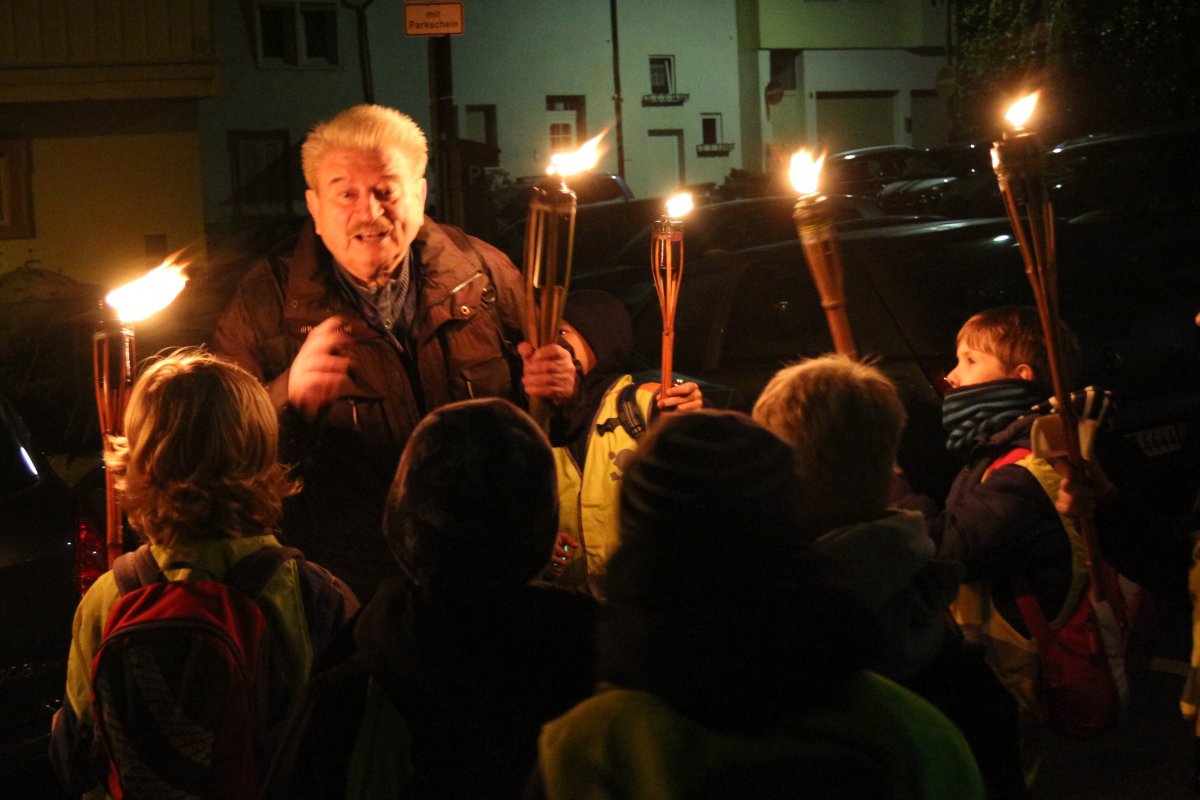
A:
651 192 694 396
790 149 857 358
522 132 604 428
93 261 187 567
991 92 1113 601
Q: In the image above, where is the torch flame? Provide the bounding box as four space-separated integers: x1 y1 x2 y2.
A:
789 149 826 196
547 131 606 177
1004 93 1039 131
666 192 694 219
106 259 189 323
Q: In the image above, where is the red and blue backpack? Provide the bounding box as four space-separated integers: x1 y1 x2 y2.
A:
91 544 299 799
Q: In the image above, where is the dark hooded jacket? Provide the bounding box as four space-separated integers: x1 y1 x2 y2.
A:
265 399 597 800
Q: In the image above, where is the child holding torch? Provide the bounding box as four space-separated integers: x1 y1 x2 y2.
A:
544 290 702 598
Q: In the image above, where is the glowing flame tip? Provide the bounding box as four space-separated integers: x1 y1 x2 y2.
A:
106 261 189 323
789 149 826 196
666 192 694 219
1004 92 1039 130
547 131 606 177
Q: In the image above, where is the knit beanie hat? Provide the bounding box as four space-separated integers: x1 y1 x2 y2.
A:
617 409 802 587
601 410 876 731
383 398 558 593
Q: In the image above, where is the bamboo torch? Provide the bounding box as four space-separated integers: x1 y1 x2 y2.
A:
522 133 604 429
93 260 187 567
651 192 694 397
790 149 857 358
991 92 1109 599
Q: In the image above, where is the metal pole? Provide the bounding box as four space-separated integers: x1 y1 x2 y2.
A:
609 0 626 178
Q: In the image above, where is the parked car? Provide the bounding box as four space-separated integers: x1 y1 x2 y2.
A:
1046 119 1200 227
603 194 941 276
824 145 921 197
877 141 1002 218
0 390 104 782
575 214 1200 508
495 197 663 276
494 170 635 229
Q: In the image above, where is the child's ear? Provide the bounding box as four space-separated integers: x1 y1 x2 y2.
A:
1012 363 1036 382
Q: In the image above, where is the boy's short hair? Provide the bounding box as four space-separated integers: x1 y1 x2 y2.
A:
301 104 429 189
384 398 558 591
956 305 1080 388
105 349 298 547
752 355 906 530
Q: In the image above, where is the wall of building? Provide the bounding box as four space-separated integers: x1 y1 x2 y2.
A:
196 2 428 227
449 0 743 201
0 101 206 289
753 0 946 50
450 0 612 180
617 0 742 198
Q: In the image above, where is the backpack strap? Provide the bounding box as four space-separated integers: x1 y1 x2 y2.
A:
595 382 650 440
225 546 303 600
983 447 1032 481
1012 576 1055 640
111 545 166 596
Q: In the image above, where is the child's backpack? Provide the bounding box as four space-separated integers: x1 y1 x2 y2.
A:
91 544 300 799
1014 560 1142 737
982 446 1143 738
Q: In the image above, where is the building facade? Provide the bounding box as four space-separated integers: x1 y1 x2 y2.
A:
0 0 950 289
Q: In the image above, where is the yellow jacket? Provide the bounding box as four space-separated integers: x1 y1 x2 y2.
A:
554 375 657 589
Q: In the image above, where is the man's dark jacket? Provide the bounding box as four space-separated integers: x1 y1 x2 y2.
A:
212 217 579 596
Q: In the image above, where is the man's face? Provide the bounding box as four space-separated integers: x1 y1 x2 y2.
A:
305 145 427 285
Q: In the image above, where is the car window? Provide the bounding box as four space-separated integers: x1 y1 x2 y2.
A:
630 267 733 373
702 203 795 254
0 406 41 497
718 259 833 368
1047 143 1154 219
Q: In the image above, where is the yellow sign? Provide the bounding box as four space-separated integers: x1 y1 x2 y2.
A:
405 3 464 36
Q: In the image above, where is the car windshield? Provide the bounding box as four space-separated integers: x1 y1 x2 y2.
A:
1047 141 1157 219
901 147 989 180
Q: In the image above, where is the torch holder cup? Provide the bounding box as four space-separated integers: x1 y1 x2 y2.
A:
522 180 578 428
792 195 857 358
651 218 685 391
991 131 1049 212
93 311 135 567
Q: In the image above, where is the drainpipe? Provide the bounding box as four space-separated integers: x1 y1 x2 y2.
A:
610 0 625 178
340 0 376 103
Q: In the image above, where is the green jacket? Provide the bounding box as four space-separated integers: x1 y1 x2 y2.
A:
538 675 985 800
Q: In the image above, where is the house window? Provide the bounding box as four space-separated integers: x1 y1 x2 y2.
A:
545 96 586 153
649 56 675 95
465 105 498 148
697 114 734 157
549 124 574 151
643 55 689 106
256 2 338 67
229 130 294 217
769 51 798 91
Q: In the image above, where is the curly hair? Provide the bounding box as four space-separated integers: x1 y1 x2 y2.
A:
301 104 429 189
104 348 299 547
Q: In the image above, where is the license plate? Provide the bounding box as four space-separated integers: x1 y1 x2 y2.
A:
1127 422 1187 457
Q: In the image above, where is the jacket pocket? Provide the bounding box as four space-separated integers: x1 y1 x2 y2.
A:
460 356 514 400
